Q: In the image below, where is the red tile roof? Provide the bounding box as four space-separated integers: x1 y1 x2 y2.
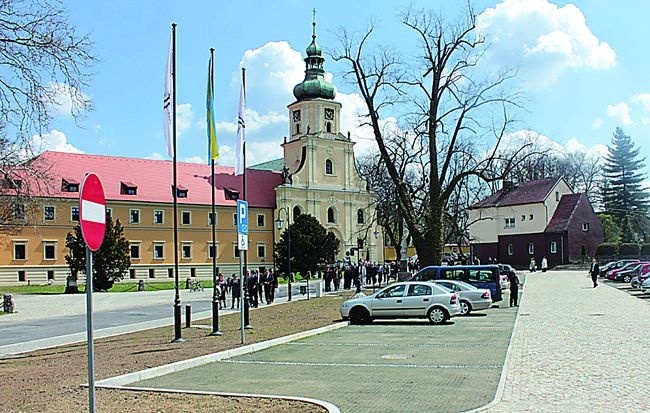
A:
25 151 283 208
545 193 583 233
470 178 561 208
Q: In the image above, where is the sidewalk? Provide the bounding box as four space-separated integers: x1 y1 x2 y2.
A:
482 271 650 412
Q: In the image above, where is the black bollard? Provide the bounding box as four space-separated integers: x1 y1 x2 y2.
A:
185 304 191 328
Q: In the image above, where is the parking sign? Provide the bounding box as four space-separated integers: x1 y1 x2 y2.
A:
237 200 248 250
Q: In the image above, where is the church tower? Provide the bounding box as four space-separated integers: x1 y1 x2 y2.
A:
275 17 383 263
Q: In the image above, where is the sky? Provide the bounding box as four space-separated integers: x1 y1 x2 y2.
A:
36 0 650 178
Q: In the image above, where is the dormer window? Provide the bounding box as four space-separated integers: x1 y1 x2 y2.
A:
173 185 188 198
224 187 240 200
121 181 137 195
61 178 79 192
3 178 22 190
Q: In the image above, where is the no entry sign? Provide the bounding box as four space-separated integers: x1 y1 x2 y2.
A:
79 173 106 251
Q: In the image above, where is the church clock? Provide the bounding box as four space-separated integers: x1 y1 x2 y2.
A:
324 108 334 120
293 110 301 122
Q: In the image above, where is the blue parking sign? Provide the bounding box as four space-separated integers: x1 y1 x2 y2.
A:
237 200 248 235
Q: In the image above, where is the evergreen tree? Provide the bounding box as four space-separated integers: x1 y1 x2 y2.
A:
274 214 339 277
602 127 650 229
65 216 131 291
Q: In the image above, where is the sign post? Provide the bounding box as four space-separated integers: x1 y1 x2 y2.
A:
79 173 106 413
237 200 250 342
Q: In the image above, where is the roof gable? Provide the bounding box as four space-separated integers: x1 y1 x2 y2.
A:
471 178 563 208
545 193 583 232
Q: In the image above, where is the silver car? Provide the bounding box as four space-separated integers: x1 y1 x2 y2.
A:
432 280 493 315
340 281 461 325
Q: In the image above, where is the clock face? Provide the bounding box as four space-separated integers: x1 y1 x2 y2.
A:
324 108 334 120
292 110 301 122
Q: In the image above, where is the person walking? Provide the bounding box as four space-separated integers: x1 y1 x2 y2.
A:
529 257 537 272
508 271 520 307
589 258 600 288
541 256 548 273
262 269 273 305
229 274 241 309
217 273 228 310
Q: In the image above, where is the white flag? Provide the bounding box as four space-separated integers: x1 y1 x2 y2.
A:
235 81 246 176
163 32 174 158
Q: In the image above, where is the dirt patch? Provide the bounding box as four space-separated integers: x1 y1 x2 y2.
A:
0 294 349 412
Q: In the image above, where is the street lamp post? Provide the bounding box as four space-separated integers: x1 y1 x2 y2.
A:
275 207 292 302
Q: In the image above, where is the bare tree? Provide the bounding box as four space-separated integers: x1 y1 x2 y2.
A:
0 0 96 229
333 5 532 266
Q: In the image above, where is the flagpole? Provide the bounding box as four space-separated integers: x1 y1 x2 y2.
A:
170 23 184 343
241 67 252 329
208 48 222 336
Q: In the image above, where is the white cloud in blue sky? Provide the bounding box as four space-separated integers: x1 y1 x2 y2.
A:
478 0 616 87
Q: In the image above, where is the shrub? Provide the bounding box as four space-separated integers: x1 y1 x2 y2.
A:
619 243 640 256
640 244 650 256
594 243 617 257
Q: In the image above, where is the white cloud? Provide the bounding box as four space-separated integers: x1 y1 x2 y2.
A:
592 118 603 129
29 129 84 154
632 93 650 112
146 152 165 160
564 137 607 157
46 82 89 117
176 103 194 136
606 102 632 125
477 0 616 87
183 155 205 164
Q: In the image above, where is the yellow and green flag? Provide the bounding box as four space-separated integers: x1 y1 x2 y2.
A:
207 52 218 161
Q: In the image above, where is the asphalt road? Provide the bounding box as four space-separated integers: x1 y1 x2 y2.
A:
0 283 319 356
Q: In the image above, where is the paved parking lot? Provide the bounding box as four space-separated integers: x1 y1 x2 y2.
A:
132 305 518 413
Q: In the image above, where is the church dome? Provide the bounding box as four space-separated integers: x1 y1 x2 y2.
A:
292 20 336 101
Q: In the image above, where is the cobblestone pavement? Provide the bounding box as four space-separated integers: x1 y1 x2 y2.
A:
483 271 650 413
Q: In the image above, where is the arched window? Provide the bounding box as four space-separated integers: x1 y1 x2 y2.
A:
326 122 332 133
325 159 333 175
357 209 364 224
327 207 335 223
292 205 301 221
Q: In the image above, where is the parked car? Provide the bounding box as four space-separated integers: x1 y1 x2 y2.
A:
637 270 650 289
640 276 650 292
603 260 640 278
631 276 640 289
614 262 650 283
339 281 461 325
606 261 641 280
432 280 493 315
597 261 616 277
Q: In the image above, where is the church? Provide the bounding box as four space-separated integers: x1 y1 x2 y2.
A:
0 23 382 285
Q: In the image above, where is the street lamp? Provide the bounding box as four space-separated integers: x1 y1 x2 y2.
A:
275 207 292 302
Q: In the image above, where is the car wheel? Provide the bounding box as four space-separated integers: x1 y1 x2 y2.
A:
349 307 370 325
427 307 447 324
459 300 472 316
623 275 632 283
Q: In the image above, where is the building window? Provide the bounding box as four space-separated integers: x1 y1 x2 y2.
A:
293 205 301 221
14 202 25 219
327 207 335 224
326 122 332 133
234 245 240 258
208 212 217 226
182 211 191 225
521 215 526 221
357 209 364 224
257 244 266 259
43 243 56 260
148 268 155 278
528 243 535 255
129 269 136 279
106 208 112 218
209 243 217 259
44 206 55 221
168 268 174 278
233 213 237 226
296 124 301 135
130 244 140 259
555 191 560 201
325 159 333 175
47 270 55 281
14 243 26 260
507 244 513 256
154 210 164 224
130 209 140 224
182 243 192 259
190 268 196 277
550 241 557 254
121 182 137 195
257 214 265 227
71 207 79 221
154 244 164 259
504 218 515 228
582 223 590 232
18 270 26 282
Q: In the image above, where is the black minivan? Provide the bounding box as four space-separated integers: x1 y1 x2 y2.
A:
408 265 502 302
